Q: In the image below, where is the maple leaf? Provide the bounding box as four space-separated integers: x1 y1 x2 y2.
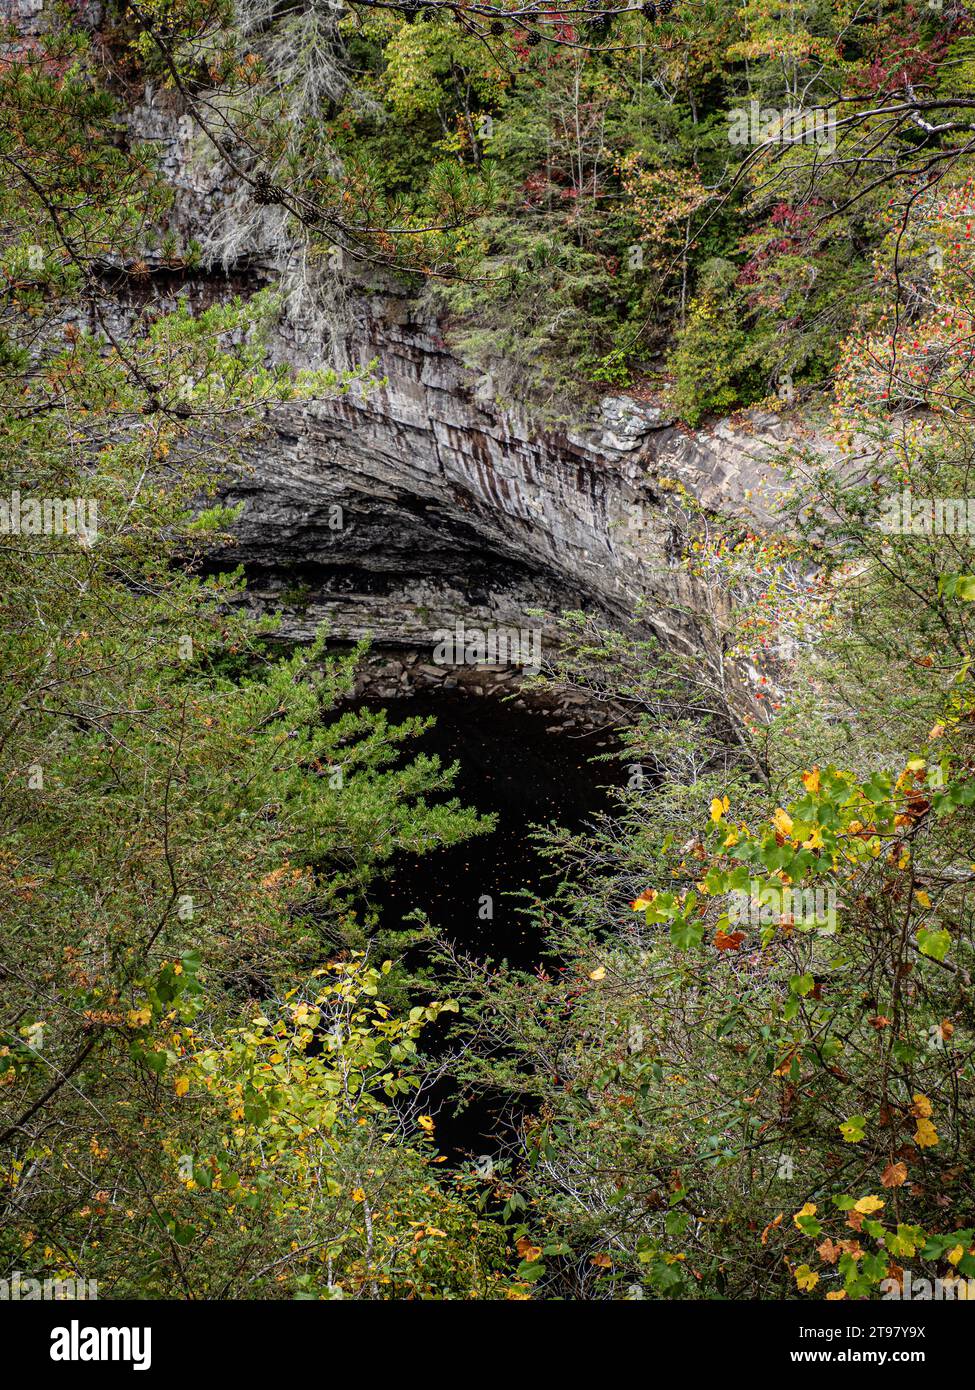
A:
714 929 746 952
839 1115 866 1143
516 1237 542 1261
817 1238 842 1265
853 1195 884 1215
911 1092 933 1118
794 1264 818 1291
914 1117 939 1148
881 1162 908 1188
793 1202 817 1229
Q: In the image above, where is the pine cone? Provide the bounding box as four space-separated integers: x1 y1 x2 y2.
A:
526 30 542 45
253 172 278 206
642 1 657 18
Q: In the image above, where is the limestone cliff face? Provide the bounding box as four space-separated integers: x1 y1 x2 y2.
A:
226 280 808 662
122 257 810 670
6 3 827 674
96 83 820 666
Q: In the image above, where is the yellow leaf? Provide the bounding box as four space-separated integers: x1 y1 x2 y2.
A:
516 1236 542 1260
174 1076 189 1097
352 1188 366 1202
825 1290 847 1301
631 891 656 911
915 890 931 908
794 1264 818 1291
793 1202 817 1229
802 767 820 793
915 1117 939 1148
853 1195 884 1214
912 1092 933 1118
802 827 824 849
592 1252 612 1268
417 1114 435 1133
710 797 725 822
589 966 606 981
126 1007 151 1029
772 808 793 837
947 1244 964 1266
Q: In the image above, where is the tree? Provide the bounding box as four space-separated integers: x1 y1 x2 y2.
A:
0 17 513 1299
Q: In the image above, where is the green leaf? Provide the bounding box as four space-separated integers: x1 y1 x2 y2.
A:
917 927 951 962
839 1115 866 1143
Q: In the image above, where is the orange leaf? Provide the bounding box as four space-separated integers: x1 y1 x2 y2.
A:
881 1161 908 1188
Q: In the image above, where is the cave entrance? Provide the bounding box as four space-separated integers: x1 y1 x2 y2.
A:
353 687 618 1160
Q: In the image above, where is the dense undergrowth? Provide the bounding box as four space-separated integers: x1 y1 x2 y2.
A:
1 0 975 1300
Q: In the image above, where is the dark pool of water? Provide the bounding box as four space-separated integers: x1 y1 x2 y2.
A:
351 689 618 1158
356 691 615 962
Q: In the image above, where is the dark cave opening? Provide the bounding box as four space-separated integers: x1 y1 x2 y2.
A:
351 688 619 1162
